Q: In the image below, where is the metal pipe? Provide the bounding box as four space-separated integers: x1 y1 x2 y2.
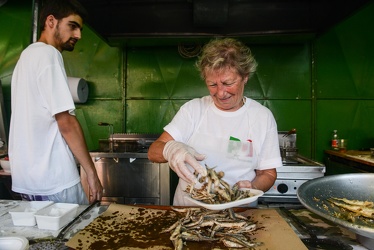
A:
0 0 8 8
31 0 40 43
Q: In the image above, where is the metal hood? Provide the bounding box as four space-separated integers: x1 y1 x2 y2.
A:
78 0 372 44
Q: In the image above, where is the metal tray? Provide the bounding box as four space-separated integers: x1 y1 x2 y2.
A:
297 173 374 248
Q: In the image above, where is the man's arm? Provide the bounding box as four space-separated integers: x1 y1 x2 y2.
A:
55 111 103 203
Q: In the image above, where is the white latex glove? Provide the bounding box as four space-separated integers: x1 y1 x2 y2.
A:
163 140 207 183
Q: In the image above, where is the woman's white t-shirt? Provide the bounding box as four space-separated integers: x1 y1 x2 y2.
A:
164 96 282 205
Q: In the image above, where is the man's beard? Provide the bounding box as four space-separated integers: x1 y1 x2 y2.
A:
54 23 76 52
60 39 76 52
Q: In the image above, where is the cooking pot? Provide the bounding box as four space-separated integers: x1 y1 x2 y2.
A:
297 173 374 250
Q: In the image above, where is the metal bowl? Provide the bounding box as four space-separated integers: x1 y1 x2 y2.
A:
297 173 374 249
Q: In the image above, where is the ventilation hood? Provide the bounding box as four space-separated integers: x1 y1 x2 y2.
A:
78 0 372 45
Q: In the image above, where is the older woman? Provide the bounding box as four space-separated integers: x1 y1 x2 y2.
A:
148 38 282 206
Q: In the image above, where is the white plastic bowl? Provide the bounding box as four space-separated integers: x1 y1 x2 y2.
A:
34 203 79 230
9 201 54 226
0 159 10 173
0 236 29 250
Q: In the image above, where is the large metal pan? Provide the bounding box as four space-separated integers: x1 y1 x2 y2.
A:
297 173 374 249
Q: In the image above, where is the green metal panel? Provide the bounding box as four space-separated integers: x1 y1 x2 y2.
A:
126 99 188 133
62 28 123 150
266 100 313 158
316 100 374 161
314 2 374 162
315 32 374 98
126 44 313 142
127 44 311 100
63 30 122 99
0 0 32 123
0 1 123 151
315 3 374 99
127 47 206 99
249 44 311 99
76 100 124 150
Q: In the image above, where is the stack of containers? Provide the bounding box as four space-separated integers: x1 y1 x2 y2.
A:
8 201 79 230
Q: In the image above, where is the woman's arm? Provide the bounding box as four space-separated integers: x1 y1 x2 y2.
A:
148 131 206 183
147 132 174 163
235 168 277 192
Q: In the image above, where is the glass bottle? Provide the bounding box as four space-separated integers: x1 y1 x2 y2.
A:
331 130 339 151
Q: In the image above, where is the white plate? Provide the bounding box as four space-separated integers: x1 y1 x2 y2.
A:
184 188 264 210
0 236 29 250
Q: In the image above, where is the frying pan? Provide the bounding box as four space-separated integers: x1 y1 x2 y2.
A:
297 173 374 249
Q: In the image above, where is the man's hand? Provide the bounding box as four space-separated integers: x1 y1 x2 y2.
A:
87 173 103 203
163 140 207 183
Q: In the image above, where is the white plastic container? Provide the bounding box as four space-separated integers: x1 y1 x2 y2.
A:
0 236 29 250
0 158 11 173
9 201 54 226
34 203 79 230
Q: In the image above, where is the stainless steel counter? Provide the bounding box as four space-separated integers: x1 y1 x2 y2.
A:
325 150 374 175
0 200 369 249
325 150 374 167
0 200 107 241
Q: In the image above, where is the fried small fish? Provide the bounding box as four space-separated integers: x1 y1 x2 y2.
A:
328 197 374 219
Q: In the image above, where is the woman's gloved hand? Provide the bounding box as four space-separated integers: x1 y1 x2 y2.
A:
163 140 207 183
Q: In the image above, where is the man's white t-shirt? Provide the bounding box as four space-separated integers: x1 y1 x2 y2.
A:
164 96 282 205
9 42 80 195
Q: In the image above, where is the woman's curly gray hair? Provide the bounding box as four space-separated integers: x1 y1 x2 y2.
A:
196 38 258 80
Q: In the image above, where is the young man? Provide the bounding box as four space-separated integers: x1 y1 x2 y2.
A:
9 0 103 204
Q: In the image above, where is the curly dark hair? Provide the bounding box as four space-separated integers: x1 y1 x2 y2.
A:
196 38 258 80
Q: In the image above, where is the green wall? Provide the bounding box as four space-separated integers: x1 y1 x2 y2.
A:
314 3 374 161
126 44 314 159
1 1 374 164
0 1 31 115
0 0 122 150
62 30 123 150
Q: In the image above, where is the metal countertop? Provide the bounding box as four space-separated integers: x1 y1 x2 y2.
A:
0 200 369 249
